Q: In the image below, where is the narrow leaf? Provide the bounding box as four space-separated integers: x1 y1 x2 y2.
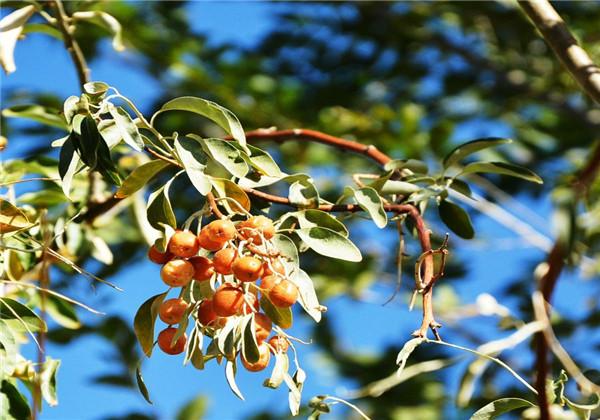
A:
296 227 362 262
40 358 60 406
460 161 543 184
0 199 30 233
225 360 245 400
115 160 170 198
109 105 143 151
293 270 322 322
175 136 211 195
443 138 512 169
0 297 46 333
0 5 36 74
154 96 247 151
2 105 67 129
241 314 260 364
146 179 177 230
470 397 534 420
133 292 168 357
438 199 475 240
135 364 153 404
396 338 425 376
260 295 293 329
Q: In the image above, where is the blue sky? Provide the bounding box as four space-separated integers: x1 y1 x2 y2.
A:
3 2 598 420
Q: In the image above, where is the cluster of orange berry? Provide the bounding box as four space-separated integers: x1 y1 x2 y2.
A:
147 215 296 371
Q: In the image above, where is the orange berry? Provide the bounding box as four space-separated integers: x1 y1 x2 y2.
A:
160 259 195 287
238 215 274 245
269 279 298 308
213 248 237 275
157 327 187 355
158 298 189 325
168 230 200 258
254 313 272 343
212 284 244 317
262 258 285 276
197 299 219 327
148 245 173 264
232 256 264 282
241 342 271 372
189 256 215 281
205 219 237 243
260 275 277 292
267 335 289 353
198 229 225 251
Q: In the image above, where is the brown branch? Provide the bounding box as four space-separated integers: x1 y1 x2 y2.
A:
519 0 600 105
206 192 225 219
51 0 90 88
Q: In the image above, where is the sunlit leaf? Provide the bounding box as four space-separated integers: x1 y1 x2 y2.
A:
40 357 60 406
0 380 31 420
0 199 30 234
210 177 251 213
396 337 425 377
115 160 171 198
108 105 143 151
264 352 289 389
470 397 534 420
293 269 322 322
175 136 211 195
0 297 46 333
352 186 388 228
0 5 36 74
2 104 67 129
296 227 362 262
225 360 245 400
260 295 293 329
72 11 125 52
241 314 260 364
146 179 177 230
460 161 543 184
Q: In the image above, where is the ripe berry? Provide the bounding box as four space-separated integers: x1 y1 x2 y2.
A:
157 327 187 355
160 259 195 287
168 230 200 258
241 342 271 372
197 299 219 327
158 298 189 325
269 279 298 308
260 274 277 292
189 256 214 281
267 335 289 353
205 219 237 243
262 258 285 276
148 245 173 264
238 215 275 245
232 256 264 282
254 313 272 343
212 284 244 317
198 229 224 251
213 248 237 275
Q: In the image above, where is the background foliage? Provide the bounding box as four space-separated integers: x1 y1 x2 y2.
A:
2 1 600 419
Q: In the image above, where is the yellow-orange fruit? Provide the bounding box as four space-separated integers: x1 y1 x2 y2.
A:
205 219 237 243
197 299 218 327
213 248 237 275
158 298 189 325
262 258 285 276
148 245 173 264
168 230 200 258
254 313 272 343
260 275 278 292
212 284 244 317
160 259 195 287
241 342 271 372
189 256 215 281
157 328 187 355
267 335 289 353
198 229 224 252
232 256 264 282
238 215 275 245
269 279 298 308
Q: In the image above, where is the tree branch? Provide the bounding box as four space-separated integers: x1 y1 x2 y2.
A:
51 0 90 88
519 0 600 104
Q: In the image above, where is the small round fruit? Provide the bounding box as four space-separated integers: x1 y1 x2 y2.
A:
267 335 289 353
260 274 278 292
263 258 285 276
160 259 195 287
232 256 264 282
157 328 187 355
189 256 215 281
197 299 218 326
198 229 224 252
148 245 173 264
269 279 298 308
241 342 271 372
213 248 237 275
254 313 272 343
158 298 189 325
238 216 275 245
168 230 200 258
213 284 244 317
205 219 237 243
